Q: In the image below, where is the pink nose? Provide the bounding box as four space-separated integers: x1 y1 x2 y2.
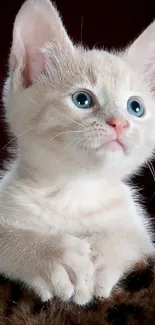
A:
107 117 128 134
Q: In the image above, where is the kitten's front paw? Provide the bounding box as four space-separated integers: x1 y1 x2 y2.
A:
86 237 122 299
90 237 154 300
29 235 94 305
94 264 121 299
60 236 94 305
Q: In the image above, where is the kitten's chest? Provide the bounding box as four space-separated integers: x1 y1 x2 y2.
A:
40 182 126 235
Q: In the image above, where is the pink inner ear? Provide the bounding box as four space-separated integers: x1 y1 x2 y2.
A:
11 14 51 86
10 0 73 88
10 48 46 87
23 51 46 87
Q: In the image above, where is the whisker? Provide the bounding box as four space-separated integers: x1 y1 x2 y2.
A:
46 130 84 145
73 137 86 152
79 117 88 127
147 161 155 182
82 138 90 155
93 40 106 48
146 161 155 201
62 137 82 153
37 130 84 159
1 128 32 151
58 113 85 128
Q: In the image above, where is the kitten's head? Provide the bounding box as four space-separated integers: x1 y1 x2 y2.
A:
3 0 155 179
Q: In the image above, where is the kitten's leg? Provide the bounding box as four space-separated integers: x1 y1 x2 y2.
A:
0 228 94 304
87 219 154 299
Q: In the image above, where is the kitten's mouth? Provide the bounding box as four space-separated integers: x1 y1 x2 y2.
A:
95 139 124 152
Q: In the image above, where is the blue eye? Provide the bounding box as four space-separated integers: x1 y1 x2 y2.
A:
127 97 145 117
72 91 93 109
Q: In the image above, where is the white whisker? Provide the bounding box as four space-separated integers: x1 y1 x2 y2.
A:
73 137 86 152
79 117 88 127
58 113 85 128
146 161 155 201
37 130 84 159
82 138 90 155
147 161 155 182
1 128 32 151
62 137 81 153
44 130 84 147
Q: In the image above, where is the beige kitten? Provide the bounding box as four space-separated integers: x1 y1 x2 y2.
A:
0 0 155 305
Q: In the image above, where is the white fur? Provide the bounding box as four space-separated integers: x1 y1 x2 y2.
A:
0 0 155 304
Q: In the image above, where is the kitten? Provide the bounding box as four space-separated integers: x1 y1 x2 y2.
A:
0 0 155 305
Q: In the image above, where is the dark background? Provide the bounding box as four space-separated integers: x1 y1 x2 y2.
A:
0 0 155 218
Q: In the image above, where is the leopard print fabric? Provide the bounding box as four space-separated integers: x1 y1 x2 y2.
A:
0 257 155 325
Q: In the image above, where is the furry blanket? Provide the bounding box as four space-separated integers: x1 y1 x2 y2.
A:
0 256 155 325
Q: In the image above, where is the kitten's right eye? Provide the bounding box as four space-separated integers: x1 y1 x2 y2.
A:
127 97 145 117
72 91 93 109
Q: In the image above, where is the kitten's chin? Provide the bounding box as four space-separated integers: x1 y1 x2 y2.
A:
95 140 123 152
93 142 128 177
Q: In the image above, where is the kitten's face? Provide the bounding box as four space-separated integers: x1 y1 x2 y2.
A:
4 0 155 179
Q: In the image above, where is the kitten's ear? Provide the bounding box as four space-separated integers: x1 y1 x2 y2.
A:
126 21 155 81
10 0 74 87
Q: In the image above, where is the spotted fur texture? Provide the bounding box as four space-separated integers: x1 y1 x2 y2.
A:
0 256 155 325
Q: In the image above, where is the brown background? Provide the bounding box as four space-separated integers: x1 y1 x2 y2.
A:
0 0 155 218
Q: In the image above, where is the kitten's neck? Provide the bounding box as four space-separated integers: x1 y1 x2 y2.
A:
13 156 123 219
16 157 104 186
15 137 126 189
4 151 126 220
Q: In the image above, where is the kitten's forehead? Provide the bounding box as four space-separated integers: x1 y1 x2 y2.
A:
43 45 146 102
85 49 138 91
61 47 147 106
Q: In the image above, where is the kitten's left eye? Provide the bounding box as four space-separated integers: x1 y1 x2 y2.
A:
72 91 93 109
127 97 145 117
